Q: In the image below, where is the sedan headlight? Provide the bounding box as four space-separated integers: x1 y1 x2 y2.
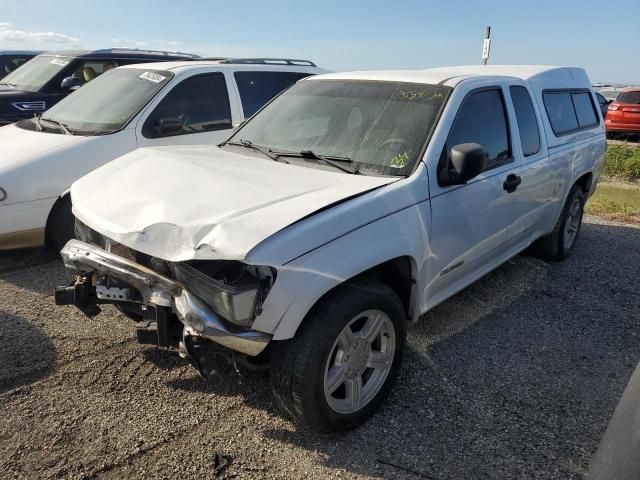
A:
171 261 275 327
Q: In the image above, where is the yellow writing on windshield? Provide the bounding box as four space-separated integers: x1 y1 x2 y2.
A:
390 151 409 169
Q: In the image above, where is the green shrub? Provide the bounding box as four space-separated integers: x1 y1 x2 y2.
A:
603 145 640 181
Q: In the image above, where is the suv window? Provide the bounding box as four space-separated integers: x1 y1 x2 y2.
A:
0 55 31 79
442 88 511 177
70 61 120 86
234 71 311 117
509 86 541 157
143 73 232 138
616 91 640 104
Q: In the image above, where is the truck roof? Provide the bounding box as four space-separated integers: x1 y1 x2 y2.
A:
313 65 591 89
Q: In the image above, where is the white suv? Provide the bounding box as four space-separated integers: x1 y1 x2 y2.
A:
0 58 325 250
57 65 606 431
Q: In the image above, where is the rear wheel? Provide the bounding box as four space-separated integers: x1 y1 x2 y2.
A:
270 280 406 431
46 196 75 253
534 184 585 261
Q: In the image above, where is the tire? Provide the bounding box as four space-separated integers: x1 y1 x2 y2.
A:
270 279 406 432
606 131 616 140
46 196 76 253
533 184 585 261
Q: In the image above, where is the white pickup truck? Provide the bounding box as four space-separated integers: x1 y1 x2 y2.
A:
56 65 606 431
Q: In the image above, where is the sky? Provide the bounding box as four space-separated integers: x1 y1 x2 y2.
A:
0 0 638 84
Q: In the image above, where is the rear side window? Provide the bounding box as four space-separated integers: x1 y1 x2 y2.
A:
617 91 640 105
572 92 598 127
444 88 511 173
543 92 578 135
509 86 541 157
543 90 599 136
143 73 231 138
234 71 311 117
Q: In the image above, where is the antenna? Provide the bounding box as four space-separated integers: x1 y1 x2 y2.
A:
481 26 491 65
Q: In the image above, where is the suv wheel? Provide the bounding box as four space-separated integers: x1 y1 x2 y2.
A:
534 184 585 261
270 280 406 431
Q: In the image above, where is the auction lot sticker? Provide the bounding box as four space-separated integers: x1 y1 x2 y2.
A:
50 58 70 67
139 71 167 83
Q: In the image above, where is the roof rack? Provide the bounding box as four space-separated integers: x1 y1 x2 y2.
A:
219 58 317 67
94 48 200 58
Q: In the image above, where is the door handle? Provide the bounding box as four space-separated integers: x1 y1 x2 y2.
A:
503 174 521 193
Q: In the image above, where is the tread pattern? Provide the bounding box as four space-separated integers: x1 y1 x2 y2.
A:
534 184 584 261
270 279 406 431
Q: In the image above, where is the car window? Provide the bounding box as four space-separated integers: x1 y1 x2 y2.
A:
143 72 232 138
444 88 511 173
616 91 640 105
234 71 311 117
0 55 31 79
595 92 607 105
543 92 579 135
572 92 598 127
509 86 541 157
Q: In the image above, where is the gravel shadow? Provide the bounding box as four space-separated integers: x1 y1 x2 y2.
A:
0 310 56 394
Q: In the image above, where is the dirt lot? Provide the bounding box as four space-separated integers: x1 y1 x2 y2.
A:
1 215 639 480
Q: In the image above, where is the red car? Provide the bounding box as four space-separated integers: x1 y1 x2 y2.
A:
605 87 640 138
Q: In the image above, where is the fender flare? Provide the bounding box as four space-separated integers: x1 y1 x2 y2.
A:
270 232 423 340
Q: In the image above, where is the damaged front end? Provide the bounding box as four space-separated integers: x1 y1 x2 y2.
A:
55 228 275 375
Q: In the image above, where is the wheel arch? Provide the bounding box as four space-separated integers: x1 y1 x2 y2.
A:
44 190 71 247
270 250 421 341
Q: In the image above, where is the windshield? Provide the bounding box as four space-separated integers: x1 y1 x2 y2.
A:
0 55 71 91
37 68 173 134
228 79 450 176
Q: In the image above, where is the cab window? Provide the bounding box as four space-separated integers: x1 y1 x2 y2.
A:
439 88 511 184
509 86 541 157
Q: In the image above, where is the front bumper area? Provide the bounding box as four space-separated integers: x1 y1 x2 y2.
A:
56 239 271 356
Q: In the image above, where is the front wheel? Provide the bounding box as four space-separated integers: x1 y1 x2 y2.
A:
270 280 406 431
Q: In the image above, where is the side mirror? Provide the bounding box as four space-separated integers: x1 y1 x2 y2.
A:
447 143 487 185
154 117 183 136
60 76 81 93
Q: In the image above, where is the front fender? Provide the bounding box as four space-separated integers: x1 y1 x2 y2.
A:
252 205 429 340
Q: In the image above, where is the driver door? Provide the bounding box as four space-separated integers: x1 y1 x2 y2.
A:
135 71 240 147
423 85 517 309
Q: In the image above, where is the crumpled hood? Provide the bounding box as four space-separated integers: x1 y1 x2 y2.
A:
0 123 85 171
71 145 398 262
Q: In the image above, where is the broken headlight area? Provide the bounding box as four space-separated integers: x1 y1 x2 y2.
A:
170 260 276 328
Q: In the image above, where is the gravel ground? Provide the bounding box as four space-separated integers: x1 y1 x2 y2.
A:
0 215 639 480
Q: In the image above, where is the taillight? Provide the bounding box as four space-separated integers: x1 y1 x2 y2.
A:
608 103 620 111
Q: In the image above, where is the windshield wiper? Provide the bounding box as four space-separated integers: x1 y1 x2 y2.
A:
278 150 359 174
227 139 287 162
0 81 16 88
41 117 74 136
33 114 44 132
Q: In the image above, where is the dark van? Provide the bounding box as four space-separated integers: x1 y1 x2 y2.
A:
0 48 199 125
